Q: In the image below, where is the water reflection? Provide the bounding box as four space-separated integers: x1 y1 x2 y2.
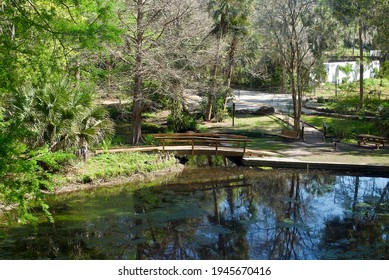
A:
0 168 388 260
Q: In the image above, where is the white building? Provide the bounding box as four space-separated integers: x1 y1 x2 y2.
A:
324 60 380 84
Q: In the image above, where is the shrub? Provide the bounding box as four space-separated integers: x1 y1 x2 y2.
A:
376 103 389 138
5 78 113 151
214 109 230 122
167 112 197 132
142 134 159 145
328 122 352 140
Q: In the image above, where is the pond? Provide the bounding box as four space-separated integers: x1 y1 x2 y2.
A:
0 167 388 260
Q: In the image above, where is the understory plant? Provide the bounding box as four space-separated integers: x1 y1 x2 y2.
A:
5 78 113 151
0 130 74 223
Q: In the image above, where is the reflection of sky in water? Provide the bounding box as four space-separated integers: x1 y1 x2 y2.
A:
1 170 388 260
246 176 389 259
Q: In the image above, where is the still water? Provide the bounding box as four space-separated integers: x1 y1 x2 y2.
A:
0 167 388 260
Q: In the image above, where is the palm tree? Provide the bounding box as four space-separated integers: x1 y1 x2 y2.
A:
6 78 113 151
206 0 253 119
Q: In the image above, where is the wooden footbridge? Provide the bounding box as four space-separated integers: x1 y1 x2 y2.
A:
151 133 253 157
95 133 259 158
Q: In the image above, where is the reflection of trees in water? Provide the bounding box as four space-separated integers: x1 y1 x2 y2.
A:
196 187 252 259
1 170 388 260
248 173 320 259
0 221 106 259
320 180 389 259
130 182 254 260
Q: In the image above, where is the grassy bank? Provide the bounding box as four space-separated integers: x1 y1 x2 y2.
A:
54 152 178 192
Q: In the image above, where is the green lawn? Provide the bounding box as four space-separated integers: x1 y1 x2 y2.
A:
306 79 389 100
201 115 293 151
301 115 379 142
57 152 176 185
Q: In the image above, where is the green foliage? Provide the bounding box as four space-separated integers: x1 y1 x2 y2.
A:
380 61 389 80
101 138 112 152
337 63 353 85
141 122 167 134
32 148 75 173
327 95 361 113
214 109 230 122
5 78 114 151
327 122 352 139
376 103 389 138
302 115 379 140
0 0 122 92
167 100 198 133
142 134 159 146
167 113 198 133
0 132 73 223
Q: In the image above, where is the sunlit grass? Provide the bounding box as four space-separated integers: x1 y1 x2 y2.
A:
302 115 378 141
201 115 291 151
62 152 176 184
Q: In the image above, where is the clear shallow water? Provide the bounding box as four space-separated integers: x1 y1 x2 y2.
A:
0 167 388 260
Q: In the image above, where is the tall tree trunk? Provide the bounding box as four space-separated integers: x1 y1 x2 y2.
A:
206 31 222 121
131 0 144 145
107 55 112 96
282 64 287 94
290 14 300 133
291 75 300 132
206 91 213 121
223 35 238 110
206 12 226 121
352 176 360 212
358 19 364 109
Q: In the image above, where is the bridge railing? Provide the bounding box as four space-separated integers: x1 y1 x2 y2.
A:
151 133 252 156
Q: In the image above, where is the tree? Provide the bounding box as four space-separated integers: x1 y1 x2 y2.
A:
222 0 253 93
117 0 209 144
0 0 121 90
328 0 381 109
372 0 389 58
0 0 121 222
205 0 254 119
256 0 333 132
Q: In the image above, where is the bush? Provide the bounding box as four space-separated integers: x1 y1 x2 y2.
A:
167 112 197 132
328 123 352 140
214 109 230 122
5 78 113 151
376 103 389 138
141 122 167 133
142 134 159 145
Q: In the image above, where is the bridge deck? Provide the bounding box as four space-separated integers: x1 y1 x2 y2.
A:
94 133 258 157
152 133 253 156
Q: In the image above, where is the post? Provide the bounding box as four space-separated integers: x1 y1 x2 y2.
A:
232 102 235 127
300 121 305 141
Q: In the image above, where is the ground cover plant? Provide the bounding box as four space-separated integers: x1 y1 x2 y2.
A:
301 115 378 142
58 152 176 185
